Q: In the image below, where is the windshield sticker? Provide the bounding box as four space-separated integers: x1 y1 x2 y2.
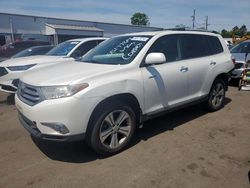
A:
121 43 143 60
70 41 80 44
109 37 146 60
131 37 149 42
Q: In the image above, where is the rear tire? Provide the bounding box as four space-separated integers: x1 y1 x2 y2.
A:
204 78 226 112
238 80 242 91
86 101 136 156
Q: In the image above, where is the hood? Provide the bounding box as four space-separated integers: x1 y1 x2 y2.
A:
0 55 73 67
21 61 123 86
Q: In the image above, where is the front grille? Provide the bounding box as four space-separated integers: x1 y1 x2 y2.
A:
17 81 43 106
234 63 244 69
0 67 8 77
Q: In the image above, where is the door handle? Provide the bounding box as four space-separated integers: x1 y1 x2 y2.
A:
149 75 157 79
210 61 216 65
180 66 189 72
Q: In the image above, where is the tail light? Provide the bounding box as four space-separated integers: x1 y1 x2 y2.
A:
232 58 236 65
231 55 236 65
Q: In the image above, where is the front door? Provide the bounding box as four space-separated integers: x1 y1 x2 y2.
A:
141 35 189 114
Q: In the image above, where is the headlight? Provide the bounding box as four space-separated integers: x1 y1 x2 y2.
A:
40 83 89 99
7 64 36 71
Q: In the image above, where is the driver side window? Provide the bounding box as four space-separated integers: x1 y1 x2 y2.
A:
147 35 180 62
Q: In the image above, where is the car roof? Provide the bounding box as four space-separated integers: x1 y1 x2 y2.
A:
67 37 109 42
119 30 220 37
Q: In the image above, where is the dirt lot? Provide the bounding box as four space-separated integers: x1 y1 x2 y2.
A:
0 86 249 188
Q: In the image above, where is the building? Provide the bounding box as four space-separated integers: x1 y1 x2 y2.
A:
0 13 163 45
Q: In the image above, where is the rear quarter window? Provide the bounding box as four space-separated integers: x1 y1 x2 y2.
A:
205 36 224 55
180 34 210 59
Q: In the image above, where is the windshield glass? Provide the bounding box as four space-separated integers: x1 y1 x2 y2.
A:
12 46 52 58
80 36 151 65
231 42 250 53
46 41 80 56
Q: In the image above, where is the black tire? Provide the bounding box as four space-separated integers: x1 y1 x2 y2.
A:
238 80 242 91
86 100 136 156
7 94 15 105
204 78 226 112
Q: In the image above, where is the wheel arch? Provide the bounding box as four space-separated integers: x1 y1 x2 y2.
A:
213 73 229 91
86 93 142 138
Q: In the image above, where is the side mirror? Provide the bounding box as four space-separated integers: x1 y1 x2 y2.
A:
145 53 166 65
71 50 81 59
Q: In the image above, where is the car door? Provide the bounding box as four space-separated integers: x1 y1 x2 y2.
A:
141 35 189 114
180 34 224 100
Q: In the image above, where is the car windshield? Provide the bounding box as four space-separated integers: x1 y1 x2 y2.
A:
12 46 53 58
230 42 250 53
80 36 152 65
46 41 80 56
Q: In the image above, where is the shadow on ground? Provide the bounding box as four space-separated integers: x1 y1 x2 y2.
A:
229 79 239 87
0 94 15 105
32 97 232 163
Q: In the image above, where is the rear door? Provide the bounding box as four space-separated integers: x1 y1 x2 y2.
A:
179 34 223 100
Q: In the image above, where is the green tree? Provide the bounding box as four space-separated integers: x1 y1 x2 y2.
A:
232 26 240 36
221 29 232 38
239 25 247 36
175 24 186 28
131 12 150 26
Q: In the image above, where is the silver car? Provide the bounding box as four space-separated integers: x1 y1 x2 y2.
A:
231 40 250 78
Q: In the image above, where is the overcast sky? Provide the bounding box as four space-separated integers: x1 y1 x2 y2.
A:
0 0 249 31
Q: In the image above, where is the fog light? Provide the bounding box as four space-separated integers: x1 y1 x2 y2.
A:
41 122 69 134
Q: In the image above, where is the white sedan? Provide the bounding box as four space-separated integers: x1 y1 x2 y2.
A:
0 37 107 93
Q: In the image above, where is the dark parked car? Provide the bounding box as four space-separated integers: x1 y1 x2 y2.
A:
11 45 53 58
0 40 50 60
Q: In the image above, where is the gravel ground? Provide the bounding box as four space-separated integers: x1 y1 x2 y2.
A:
0 86 249 188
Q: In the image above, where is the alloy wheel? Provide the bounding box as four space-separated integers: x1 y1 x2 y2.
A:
99 110 132 149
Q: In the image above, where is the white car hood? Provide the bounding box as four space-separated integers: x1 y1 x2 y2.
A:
21 61 123 86
0 55 72 67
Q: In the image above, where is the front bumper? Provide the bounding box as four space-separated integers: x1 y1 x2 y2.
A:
18 111 85 141
15 94 100 141
0 70 21 93
231 68 243 78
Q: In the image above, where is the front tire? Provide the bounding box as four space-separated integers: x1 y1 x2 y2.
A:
205 79 226 112
86 101 136 156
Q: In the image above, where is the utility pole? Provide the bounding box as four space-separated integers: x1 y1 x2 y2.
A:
191 9 196 29
205 16 209 30
9 16 14 42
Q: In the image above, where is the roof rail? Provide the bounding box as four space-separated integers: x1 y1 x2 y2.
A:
164 28 220 34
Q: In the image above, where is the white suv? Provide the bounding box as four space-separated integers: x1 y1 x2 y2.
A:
15 31 234 155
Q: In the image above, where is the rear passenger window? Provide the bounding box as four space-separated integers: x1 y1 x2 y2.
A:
180 34 210 59
206 36 223 55
147 35 180 62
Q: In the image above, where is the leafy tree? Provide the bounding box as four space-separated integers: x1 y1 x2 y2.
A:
175 24 186 28
232 26 240 36
221 25 249 38
239 25 247 36
131 12 150 26
221 29 232 38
